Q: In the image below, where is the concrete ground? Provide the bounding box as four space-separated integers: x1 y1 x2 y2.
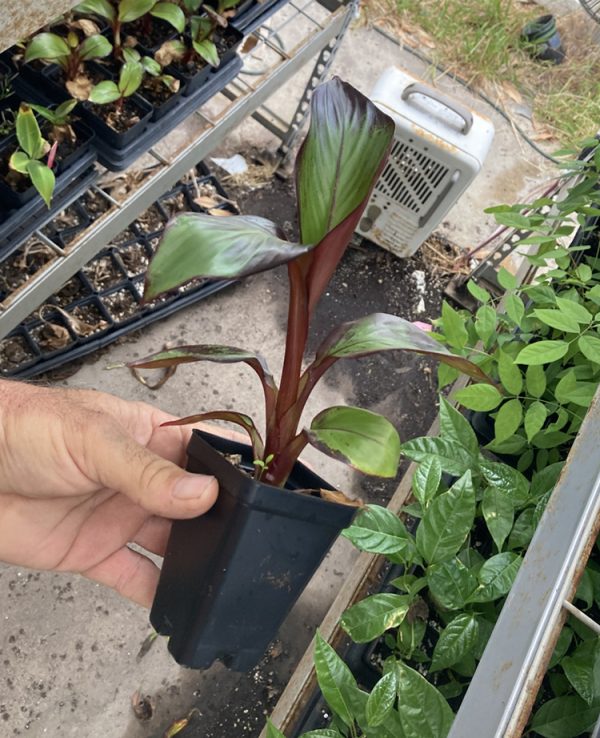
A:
0 3 565 737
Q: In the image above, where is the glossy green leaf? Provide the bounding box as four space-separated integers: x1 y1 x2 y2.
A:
313 632 357 728
366 672 397 727
555 296 592 324
416 472 475 565
193 38 219 67
119 61 143 96
341 593 411 642
440 301 468 350
88 80 120 104
396 610 427 660
401 437 475 477
79 33 113 61
299 731 343 738
454 383 503 411
265 721 286 738
524 401 547 442
494 398 523 443
466 280 490 303
307 406 400 477
118 0 156 22
561 641 600 704
438 396 478 454
145 214 310 298
578 334 600 363
504 293 525 326
467 552 522 603
412 455 442 508
482 487 514 551
74 0 116 20
393 662 454 738
341 505 412 556
516 340 568 365
529 695 600 738
430 613 479 672
427 558 478 610
548 627 573 670
497 349 523 395
474 304 496 344
497 267 517 290
151 2 186 32
533 308 580 333
526 363 547 397
27 160 55 208
555 371 597 407
16 105 45 159
314 313 492 385
25 32 70 62
9 151 31 175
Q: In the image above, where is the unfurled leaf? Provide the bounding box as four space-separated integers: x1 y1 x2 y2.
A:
27 160 55 208
118 0 156 22
430 613 479 672
88 80 121 104
151 2 186 32
438 396 478 454
555 297 592 324
412 455 442 508
466 280 490 303
9 151 31 174
440 301 468 350
533 308 580 334
504 293 525 326
119 61 143 96
578 334 600 364
341 593 411 643
561 641 600 704
416 472 475 565
508 508 535 550
497 349 523 395
401 437 475 477
526 363 546 397
162 411 263 458
427 558 478 610
193 38 219 67
16 105 46 159
482 487 514 551
313 632 357 728
494 398 523 443
524 401 547 442
79 33 113 61
474 304 496 344
393 661 454 738
25 32 70 62
516 340 568 365
497 267 517 291
454 383 503 411
265 721 286 738
480 461 529 508
366 672 397 727
342 505 412 556
467 552 522 603
145 214 309 298
74 0 116 20
529 695 600 738
307 406 400 477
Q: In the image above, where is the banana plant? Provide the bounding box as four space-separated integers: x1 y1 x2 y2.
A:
24 29 112 80
129 78 491 487
88 59 143 110
8 105 56 208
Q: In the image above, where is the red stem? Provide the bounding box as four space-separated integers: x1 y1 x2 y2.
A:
263 432 309 487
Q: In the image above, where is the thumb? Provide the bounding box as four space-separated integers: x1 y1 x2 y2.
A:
84 419 218 518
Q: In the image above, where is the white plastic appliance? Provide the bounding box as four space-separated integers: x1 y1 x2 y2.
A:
356 67 495 257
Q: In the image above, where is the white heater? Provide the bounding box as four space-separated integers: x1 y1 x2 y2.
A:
356 67 495 257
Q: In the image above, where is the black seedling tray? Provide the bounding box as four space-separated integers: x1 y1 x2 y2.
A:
229 0 290 34
0 169 238 378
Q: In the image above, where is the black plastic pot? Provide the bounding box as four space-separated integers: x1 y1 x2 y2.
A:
229 0 289 34
81 93 153 148
150 430 357 671
53 120 95 174
521 14 565 64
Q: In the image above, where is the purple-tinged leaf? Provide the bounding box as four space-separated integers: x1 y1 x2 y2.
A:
161 411 264 459
306 406 401 477
144 214 312 300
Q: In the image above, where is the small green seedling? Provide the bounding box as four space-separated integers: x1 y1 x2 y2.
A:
88 60 144 110
156 14 219 69
29 99 80 145
24 30 112 81
124 48 181 94
9 105 56 207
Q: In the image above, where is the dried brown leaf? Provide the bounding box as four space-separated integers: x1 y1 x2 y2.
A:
501 80 523 104
207 208 234 217
155 41 184 67
71 19 100 36
319 489 364 507
194 195 222 209
66 74 93 101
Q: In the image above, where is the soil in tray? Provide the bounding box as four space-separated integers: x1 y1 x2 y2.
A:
53 275 90 307
127 17 177 49
0 335 35 372
0 239 57 295
134 204 167 234
139 75 179 107
117 241 149 277
83 255 124 291
159 189 189 217
101 288 139 321
42 204 86 234
111 226 139 246
81 189 112 219
88 97 145 133
67 302 108 336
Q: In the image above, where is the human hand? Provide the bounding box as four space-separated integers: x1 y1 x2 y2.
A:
0 380 219 607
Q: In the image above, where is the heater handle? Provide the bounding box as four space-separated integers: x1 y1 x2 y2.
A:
401 83 473 134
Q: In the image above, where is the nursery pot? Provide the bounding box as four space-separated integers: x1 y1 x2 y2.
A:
150 430 357 672
521 15 565 64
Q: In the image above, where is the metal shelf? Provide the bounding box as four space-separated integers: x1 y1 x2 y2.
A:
0 0 354 339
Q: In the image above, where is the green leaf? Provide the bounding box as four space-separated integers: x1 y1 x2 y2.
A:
430 613 479 672
466 280 490 303
118 0 156 22
146 214 311 299
555 296 592 324
482 487 514 551
88 80 121 104
505 293 525 326
467 552 522 603
393 662 454 738
526 364 547 397
548 627 573 669
299 731 343 738
366 672 397 727
313 632 357 728
342 505 412 556
74 0 116 20
9 151 31 175
516 340 569 365
427 558 478 610
524 401 547 442
412 456 442 508
118 61 143 96
416 471 475 564
24 32 70 62
533 308 580 334
497 349 523 395
454 383 503 411
440 301 468 350
193 38 219 67
26 160 55 208
438 396 478 454
561 641 600 704
474 304 496 344
151 2 186 32
314 313 492 385
307 406 400 477
79 33 113 61
401 436 475 477
529 695 600 737
340 593 411 643
578 334 600 363
508 507 535 549
16 105 45 159
497 267 517 290
265 721 286 738
494 398 523 443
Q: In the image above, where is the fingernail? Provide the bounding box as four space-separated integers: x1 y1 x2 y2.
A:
173 474 215 500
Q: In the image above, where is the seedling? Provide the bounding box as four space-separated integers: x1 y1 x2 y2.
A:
124 48 181 94
130 78 487 487
156 15 219 68
8 105 56 207
88 59 144 110
28 99 80 145
24 30 112 81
